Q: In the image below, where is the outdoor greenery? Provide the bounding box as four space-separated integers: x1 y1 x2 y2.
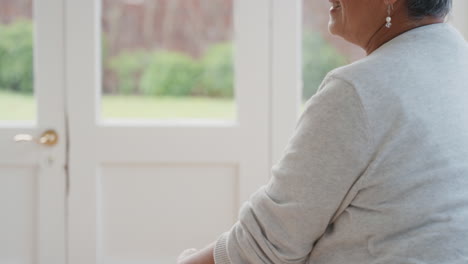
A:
108 49 149 95
0 90 308 120
0 20 347 100
140 51 204 97
102 94 235 119
0 20 346 120
0 90 236 120
108 42 233 98
0 90 36 120
107 33 346 101
197 43 234 98
0 19 34 94
302 31 347 100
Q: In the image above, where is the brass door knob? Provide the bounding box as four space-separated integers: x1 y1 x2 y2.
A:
14 129 59 147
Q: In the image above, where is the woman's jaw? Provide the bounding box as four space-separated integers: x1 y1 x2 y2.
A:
328 0 345 36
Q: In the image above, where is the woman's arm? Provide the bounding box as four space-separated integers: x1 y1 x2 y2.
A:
181 76 374 264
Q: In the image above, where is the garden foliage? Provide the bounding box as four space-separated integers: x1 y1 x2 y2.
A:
0 20 347 100
0 20 34 93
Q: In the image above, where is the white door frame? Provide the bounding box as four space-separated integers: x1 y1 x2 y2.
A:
452 0 468 38
34 2 67 262
270 0 303 165
0 0 66 263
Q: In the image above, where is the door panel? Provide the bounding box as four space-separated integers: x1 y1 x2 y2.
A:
67 0 271 263
0 167 37 264
99 165 237 263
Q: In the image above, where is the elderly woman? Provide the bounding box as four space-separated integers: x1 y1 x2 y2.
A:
178 0 468 263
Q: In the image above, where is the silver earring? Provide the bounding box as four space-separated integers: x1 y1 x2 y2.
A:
386 3 393 28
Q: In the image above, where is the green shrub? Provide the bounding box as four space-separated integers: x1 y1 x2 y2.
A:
140 51 203 96
105 34 344 101
198 43 234 98
0 20 34 93
107 43 234 98
108 50 149 94
302 31 347 100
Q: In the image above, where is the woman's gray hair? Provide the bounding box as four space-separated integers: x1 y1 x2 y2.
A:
406 0 453 19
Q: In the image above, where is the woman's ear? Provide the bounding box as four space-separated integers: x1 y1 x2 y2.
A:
384 0 398 6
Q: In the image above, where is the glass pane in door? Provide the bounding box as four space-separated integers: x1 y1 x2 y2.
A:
0 0 36 122
101 0 235 121
302 0 365 111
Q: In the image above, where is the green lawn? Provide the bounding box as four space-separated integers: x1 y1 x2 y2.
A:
0 90 236 120
102 94 236 120
0 90 36 120
0 91 310 121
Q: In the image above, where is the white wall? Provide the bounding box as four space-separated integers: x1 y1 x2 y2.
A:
450 0 468 39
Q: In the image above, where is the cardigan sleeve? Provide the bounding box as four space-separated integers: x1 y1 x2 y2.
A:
214 76 374 264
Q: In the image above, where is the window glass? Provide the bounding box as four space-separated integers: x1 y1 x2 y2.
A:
302 0 365 110
0 0 35 121
101 0 235 121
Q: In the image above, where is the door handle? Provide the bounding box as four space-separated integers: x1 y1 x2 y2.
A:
14 129 59 147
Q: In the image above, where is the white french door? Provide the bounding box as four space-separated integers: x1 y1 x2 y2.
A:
0 0 66 264
0 0 304 263
66 1 274 263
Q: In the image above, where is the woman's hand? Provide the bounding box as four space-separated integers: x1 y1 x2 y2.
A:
176 243 216 264
177 248 198 263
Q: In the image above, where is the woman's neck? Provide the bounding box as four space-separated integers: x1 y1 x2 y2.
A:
364 3 445 55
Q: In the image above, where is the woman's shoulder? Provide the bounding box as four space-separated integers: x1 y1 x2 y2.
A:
328 23 468 89
322 55 387 93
